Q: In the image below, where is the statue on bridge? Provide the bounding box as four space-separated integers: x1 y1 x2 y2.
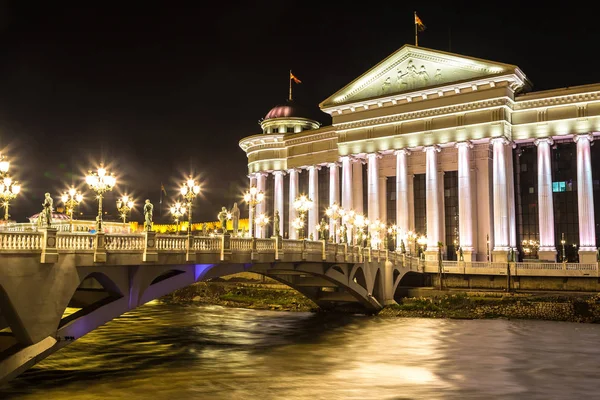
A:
201 223 208 236
230 202 240 236
318 218 328 240
273 210 280 238
42 193 53 227
143 199 153 231
217 207 228 234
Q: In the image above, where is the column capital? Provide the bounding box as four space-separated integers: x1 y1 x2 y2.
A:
394 148 411 156
255 171 269 177
534 137 554 146
455 140 474 149
272 170 286 176
306 165 322 171
367 152 383 159
287 167 301 174
423 144 441 153
328 161 341 168
490 136 509 146
574 133 594 144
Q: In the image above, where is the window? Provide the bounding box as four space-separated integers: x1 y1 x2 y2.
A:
444 171 459 261
413 174 426 235
552 181 567 192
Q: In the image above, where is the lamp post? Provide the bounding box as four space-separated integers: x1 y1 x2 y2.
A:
561 232 566 263
388 224 398 251
61 187 83 231
85 164 116 231
293 194 313 239
291 217 303 239
116 195 134 224
170 201 186 234
243 185 265 238
0 176 21 221
342 209 357 245
180 176 201 232
417 235 428 259
0 154 9 177
353 213 367 246
256 213 270 235
325 202 342 243
369 219 386 249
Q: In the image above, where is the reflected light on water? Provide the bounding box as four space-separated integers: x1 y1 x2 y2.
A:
3 303 600 399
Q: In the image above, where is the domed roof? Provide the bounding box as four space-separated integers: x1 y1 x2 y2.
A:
264 101 308 120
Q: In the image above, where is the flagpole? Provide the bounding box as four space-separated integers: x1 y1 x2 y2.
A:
414 11 418 47
289 70 293 101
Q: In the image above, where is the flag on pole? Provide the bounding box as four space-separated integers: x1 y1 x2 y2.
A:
415 13 426 32
290 71 301 84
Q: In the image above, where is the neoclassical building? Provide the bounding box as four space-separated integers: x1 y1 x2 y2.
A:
239 45 600 263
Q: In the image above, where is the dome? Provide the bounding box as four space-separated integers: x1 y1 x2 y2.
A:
264 101 308 120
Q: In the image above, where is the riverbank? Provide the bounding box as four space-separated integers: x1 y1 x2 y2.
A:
160 274 600 323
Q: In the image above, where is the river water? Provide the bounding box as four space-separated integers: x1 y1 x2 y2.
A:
2 301 600 399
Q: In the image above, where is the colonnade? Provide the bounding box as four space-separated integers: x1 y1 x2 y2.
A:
249 134 597 262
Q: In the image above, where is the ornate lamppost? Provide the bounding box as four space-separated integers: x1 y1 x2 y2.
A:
291 217 303 239
0 176 21 221
406 231 417 256
0 154 9 177
293 194 313 239
243 185 265 238
369 219 386 249
325 202 342 243
353 213 367 247
170 201 186 234
85 164 116 231
180 176 200 232
388 224 399 251
61 187 83 231
417 235 428 259
561 232 566 263
116 195 134 224
341 209 357 245
256 213 270 235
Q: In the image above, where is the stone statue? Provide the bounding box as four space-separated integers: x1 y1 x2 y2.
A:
42 193 53 227
143 199 153 231
309 233 314 241
217 207 228 234
273 210 280 237
318 218 328 240
459 246 464 261
202 223 208 236
230 202 240 236
400 239 406 254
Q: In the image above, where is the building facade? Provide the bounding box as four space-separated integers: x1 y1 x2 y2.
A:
239 45 600 263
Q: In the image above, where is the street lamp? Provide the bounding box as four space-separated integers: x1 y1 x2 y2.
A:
293 194 313 239
417 235 428 259
388 224 399 251
170 201 187 234
353 213 367 246
0 176 21 221
0 154 9 177
61 186 83 231
256 213 269 234
243 185 265 238
85 164 116 231
325 202 342 243
180 176 201 231
342 209 357 245
369 219 386 249
561 232 566 263
116 195 134 224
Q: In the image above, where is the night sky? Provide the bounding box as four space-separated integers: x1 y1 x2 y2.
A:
0 1 598 223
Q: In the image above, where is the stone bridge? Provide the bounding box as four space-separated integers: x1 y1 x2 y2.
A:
0 228 418 384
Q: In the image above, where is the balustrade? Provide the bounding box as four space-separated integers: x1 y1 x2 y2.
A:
0 232 42 250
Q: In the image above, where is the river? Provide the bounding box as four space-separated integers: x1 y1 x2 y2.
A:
2 301 600 399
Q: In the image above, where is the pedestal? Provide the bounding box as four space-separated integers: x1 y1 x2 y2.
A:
93 232 107 263
424 249 439 263
538 247 557 262
143 231 158 262
492 249 510 263
40 228 58 264
460 247 476 262
579 249 598 264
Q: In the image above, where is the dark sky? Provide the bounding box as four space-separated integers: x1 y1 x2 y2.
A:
0 1 598 223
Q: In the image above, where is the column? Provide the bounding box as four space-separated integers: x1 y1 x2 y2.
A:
575 134 597 263
456 141 475 261
378 175 387 224
352 159 364 214
506 143 517 251
367 153 380 235
248 174 257 237
535 138 556 261
329 162 340 235
491 137 510 260
424 146 441 254
288 168 299 239
273 170 284 237
308 165 319 240
255 172 267 238
341 156 353 210
395 149 410 249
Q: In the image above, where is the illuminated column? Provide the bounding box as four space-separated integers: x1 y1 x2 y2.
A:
308 165 319 240
329 162 340 233
491 137 510 259
255 172 267 238
534 138 556 261
424 145 441 253
288 168 299 239
395 149 410 249
248 174 257 237
575 134 597 263
367 153 380 235
456 141 474 260
273 170 284 237
341 156 353 211
506 143 517 251
379 175 387 224
352 159 364 214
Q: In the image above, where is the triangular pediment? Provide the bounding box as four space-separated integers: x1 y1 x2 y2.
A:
320 45 523 109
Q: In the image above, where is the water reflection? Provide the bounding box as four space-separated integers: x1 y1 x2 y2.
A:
3 302 600 399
